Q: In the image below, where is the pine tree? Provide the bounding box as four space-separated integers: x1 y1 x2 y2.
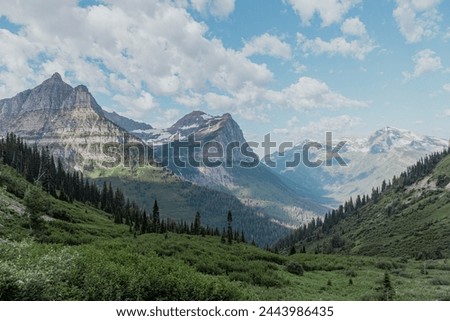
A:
193 211 201 235
381 272 395 301
24 185 49 231
240 230 246 243
141 210 148 234
227 210 233 244
289 245 296 255
152 200 160 233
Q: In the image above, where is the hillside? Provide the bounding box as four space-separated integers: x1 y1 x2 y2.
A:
277 149 450 259
88 165 291 246
1 162 450 301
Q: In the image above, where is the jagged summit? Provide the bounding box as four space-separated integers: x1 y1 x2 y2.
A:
168 110 214 134
0 73 134 167
51 72 63 80
166 110 244 143
0 73 104 122
367 126 444 154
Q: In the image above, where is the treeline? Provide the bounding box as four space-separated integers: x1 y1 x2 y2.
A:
0 133 245 242
275 147 450 250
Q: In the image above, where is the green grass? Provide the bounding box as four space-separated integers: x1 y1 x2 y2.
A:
1 163 450 300
296 154 450 259
1 231 450 300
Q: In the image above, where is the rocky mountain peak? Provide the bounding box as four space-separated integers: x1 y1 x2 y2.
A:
51 72 63 81
60 84 103 115
163 110 246 145
0 73 142 169
168 110 212 134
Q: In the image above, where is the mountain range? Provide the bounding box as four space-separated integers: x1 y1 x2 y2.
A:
0 73 448 242
0 74 322 244
271 126 448 206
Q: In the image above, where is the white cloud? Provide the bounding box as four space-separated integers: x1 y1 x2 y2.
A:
172 76 367 122
274 115 363 142
403 49 442 80
292 62 307 74
113 91 158 119
155 108 182 128
242 33 292 59
341 17 366 36
296 17 375 60
190 0 235 19
0 1 368 127
297 34 375 60
286 0 361 27
267 77 368 110
393 0 442 43
0 0 273 124
443 83 450 92
444 109 450 117
287 116 299 127
445 28 450 41
175 91 203 108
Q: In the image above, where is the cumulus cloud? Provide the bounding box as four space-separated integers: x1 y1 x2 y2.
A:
393 0 442 43
445 28 450 41
113 91 159 119
267 77 368 110
274 115 363 142
341 17 366 36
286 0 361 27
297 17 375 60
287 116 299 127
242 33 292 59
443 83 450 92
0 0 272 123
403 49 442 80
155 108 182 128
0 1 368 126
190 0 235 19
171 76 367 123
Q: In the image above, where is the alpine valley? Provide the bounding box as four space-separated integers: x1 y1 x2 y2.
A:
0 74 449 301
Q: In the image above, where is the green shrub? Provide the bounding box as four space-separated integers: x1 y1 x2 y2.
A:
430 278 450 286
286 262 304 276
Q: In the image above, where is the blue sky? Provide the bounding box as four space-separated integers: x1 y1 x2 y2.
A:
0 0 449 149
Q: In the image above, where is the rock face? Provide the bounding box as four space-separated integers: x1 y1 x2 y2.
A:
0 73 134 168
145 110 327 226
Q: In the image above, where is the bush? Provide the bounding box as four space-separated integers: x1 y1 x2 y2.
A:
48 208 74 222
286 262 304 276
345 270 358 277
430 278 450 286
375 260 394 270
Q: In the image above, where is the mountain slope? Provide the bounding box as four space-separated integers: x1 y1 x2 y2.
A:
0 73 136 168
277 149 450 259
145 110 327 226
2 162 450 301
88 165 290 246
271 127 448 206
